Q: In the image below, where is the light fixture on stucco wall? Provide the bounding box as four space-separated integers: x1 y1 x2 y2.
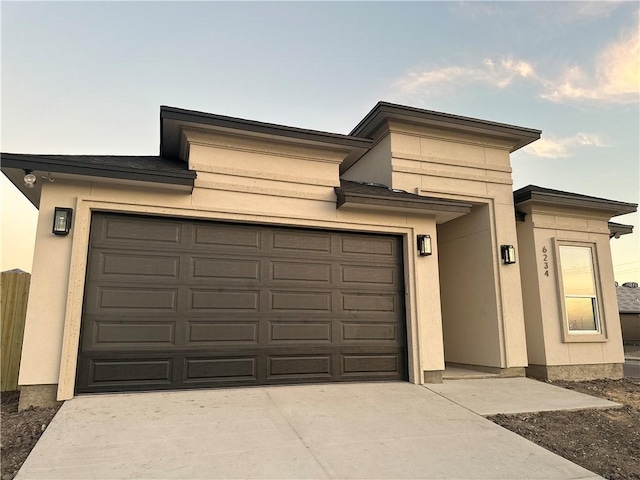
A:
52 207 73 236
417 235 432 256
501 245 516 264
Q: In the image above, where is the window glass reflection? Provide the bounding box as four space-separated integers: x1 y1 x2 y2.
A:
559 246 596 295
559 245 599 333
565 297 597 331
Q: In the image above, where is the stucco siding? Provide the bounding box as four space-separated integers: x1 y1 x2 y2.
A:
341 135 392 187
382 121 527 371
18 180 91 386
18 134 448 399
517 204 625 369
516 217 547 365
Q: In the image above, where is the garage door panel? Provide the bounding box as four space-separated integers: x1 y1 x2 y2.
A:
270 261 332 283
78 213 407 393
271 231 331 254
183 357 257 383
342 353 403 376
85 357 174 387
341 265 398 286
270 291 332 312
96 216 183 247
193 224 261 250
267 354 332 379
342 323 398 342
189 289 260 311
186 322 259 345
191 257 261 281
93 321 176 347
91 251 182 281
97 287 179 312
340 236 396 257
341 293 397 312
269 321 332 343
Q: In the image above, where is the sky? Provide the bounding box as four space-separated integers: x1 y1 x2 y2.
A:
1 1 639 283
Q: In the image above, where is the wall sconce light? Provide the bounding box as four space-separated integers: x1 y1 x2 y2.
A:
52 207 73 236
501 245 516 265
24 170 37 189
417 234 432 256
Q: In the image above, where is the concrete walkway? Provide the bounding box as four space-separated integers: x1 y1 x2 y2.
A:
17 382 605 479
425 377 620 416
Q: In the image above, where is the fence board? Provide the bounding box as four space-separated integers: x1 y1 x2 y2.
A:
1 271 31 392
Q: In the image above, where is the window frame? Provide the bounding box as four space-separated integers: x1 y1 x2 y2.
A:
553 239 607 343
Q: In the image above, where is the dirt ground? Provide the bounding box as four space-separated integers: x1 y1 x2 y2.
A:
0 391 61 480
1 377 638 480
490 378 640 480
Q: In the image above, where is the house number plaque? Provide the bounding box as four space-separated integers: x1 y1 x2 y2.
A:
542 246 550 277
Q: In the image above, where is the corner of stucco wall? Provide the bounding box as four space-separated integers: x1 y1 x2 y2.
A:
341 135 392 187
18 180 90 386
515 213 547 365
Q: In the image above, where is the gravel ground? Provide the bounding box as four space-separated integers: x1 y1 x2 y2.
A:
489 378 640 480
1 392 61 480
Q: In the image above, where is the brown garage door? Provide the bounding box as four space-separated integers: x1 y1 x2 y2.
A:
76 212 407 393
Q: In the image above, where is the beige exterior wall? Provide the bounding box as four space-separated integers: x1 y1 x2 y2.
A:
19 130 447 400
516 204 625 371
18 110 629 395
351 121 528 370
18 180 90 386
340 135 392 186
438 205 502 367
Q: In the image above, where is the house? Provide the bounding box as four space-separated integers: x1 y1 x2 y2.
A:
617 283 640 343
2 102 637 409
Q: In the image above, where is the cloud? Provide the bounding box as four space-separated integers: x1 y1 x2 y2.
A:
391 24 639 106
523 133 608 158
452 1 621 24
572 1 621 20
541 28 639 103
393 58 537 95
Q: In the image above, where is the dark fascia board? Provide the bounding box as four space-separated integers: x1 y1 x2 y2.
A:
1 153 196 187
160 106 373 162
608 221 634 238
514 185 638 217
335 184 472 214
350 101 541 152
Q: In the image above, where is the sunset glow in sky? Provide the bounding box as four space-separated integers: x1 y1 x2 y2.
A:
1 1 638 282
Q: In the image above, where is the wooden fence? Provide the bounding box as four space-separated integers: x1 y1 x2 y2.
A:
1 270 31 392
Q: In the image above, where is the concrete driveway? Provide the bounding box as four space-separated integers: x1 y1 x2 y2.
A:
16 382 602 479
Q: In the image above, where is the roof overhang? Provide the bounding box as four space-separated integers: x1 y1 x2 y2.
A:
514 185 637 218
335 180 472 223
1 153 196 208
161 106 373 171
608 221 634 239
350 102 541 152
